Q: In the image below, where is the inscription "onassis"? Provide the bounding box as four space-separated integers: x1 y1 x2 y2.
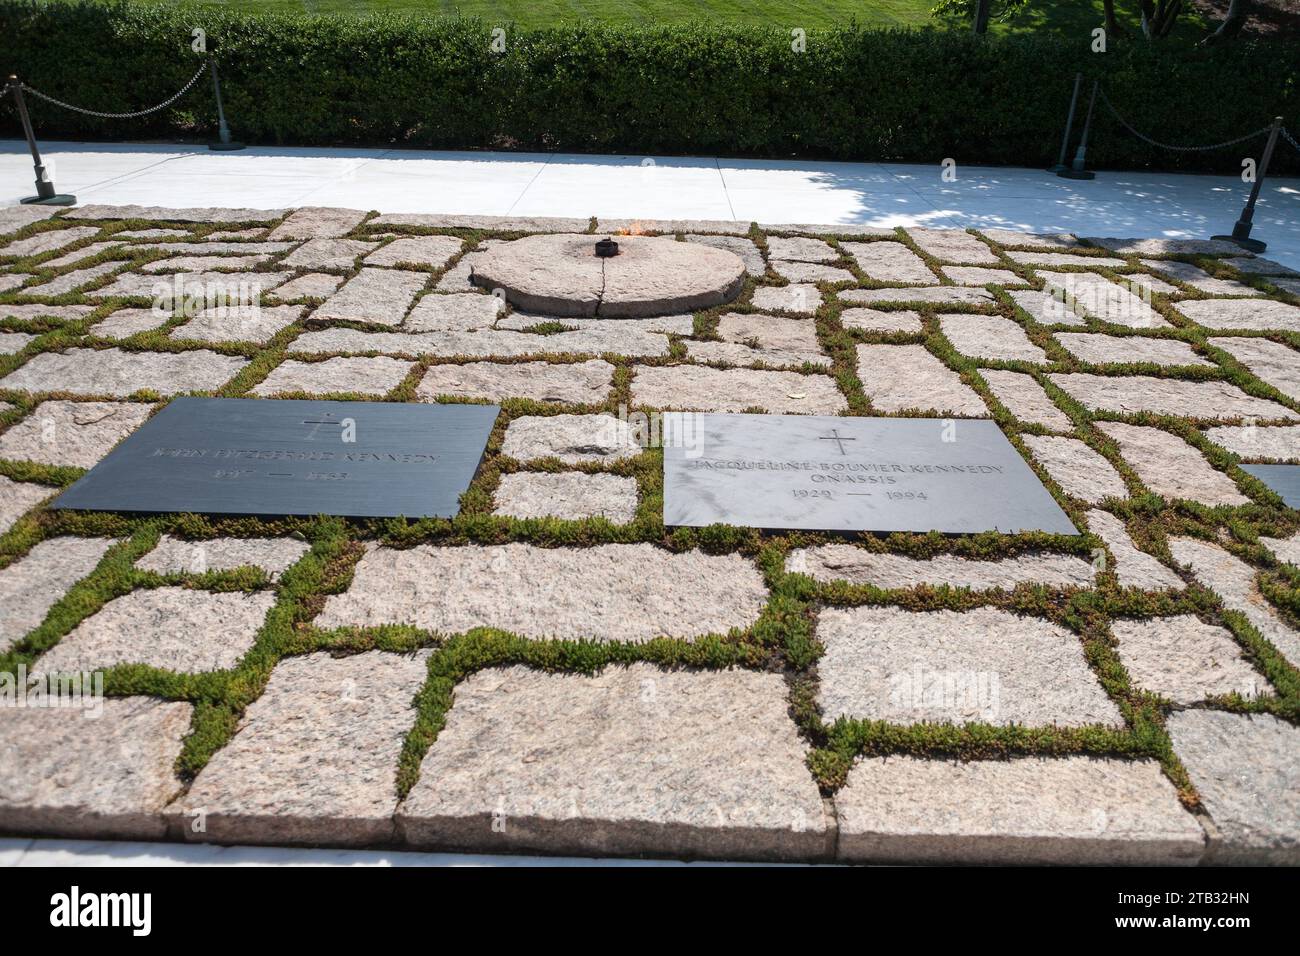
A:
688 459 1007 474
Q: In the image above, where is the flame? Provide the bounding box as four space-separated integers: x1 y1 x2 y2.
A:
616 220 647 237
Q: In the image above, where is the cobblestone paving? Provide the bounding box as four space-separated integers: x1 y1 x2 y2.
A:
0 207 1296 864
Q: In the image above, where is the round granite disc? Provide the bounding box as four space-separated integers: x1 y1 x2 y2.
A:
470 233 746 317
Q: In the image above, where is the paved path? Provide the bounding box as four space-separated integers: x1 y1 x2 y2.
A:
0 205 1297 865
5 140 1299 268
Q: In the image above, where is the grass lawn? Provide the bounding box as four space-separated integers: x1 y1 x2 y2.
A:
69 0 1214 36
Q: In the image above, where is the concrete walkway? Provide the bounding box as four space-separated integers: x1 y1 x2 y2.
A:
5 140 1299 268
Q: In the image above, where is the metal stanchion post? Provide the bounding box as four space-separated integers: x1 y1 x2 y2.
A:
1213 116 1283 254
1057 80 1098 181
7 75 75 205
1047 73 1082 174
208 57 244 151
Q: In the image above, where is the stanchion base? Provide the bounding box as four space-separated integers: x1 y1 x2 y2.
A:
21 193 76 206
1046 164 1069 174
1056 169 1096 180
1212 234 1267 253
208 141 246 151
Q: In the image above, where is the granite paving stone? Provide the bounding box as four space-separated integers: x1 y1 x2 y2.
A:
1221 257 1299 277
251 356 413 397
493 472 638 523
0 537 116 653
40 241 127 269
1054 333 1212 368
1007 288 1087 326
841 286 995 307
316 543 767 642
170 304 304 345
63 205 285 224
140 255 272 274
1095 422 1248 506
979 229 1082 249
136 535 311 580
750 284 822 315
787 545 1093 589
855 344 987 415
0 477 54 537
770 261 855 284
1085 510 1183 590
0 227 101 258
1111 616 1267 703
89 271 290 303
941 266 1025 287
766 236 837 262
1138 259 1262 297
0 205 58 236
1169 537 1300 668
1039 272 1167 328
0 273 31 293
268 272 344 301
1166 710 1299 864
496 312 693 335
841 241 935 283
1259 533 1300 566
365 236 463 270
687 312 827 368
1208 337 1300 402
169 651 430 845
631 365 846 413
89 308 169 338
1049 373 1294 420
1176 298 1300 332
0 332 35 355
938 314 1045 362
839 307 923 333
292 325 670 359
500 414 641 464
815 605 1121 726
416 359 614 405
1021 435 1128 503
267 207 369 240
37 587 276 674
23 262 120 296
1087 237 1241 256
1202 424 1300 461
279 238 377 270
907 229 999 264
979 369 1072 430
834 755 1203 865
313 268 428 325
1003 250 1125 268
1123 274 1181 297
0 697 191 840
397 663 828 860
0 400 152 468
0 349 247 397
403 293 503 332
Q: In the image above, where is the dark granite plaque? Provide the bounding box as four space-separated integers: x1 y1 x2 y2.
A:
662 413 1077 534
51 397 499 518
1242 464 1300 510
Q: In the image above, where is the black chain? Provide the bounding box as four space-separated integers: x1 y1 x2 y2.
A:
1282 126 1300 153
16 61 209 120
1097 87 1271 153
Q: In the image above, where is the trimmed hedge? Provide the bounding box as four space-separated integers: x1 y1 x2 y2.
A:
2 0 1297 173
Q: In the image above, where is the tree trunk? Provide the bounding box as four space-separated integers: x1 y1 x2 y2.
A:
973 0 992 34
1103 0 1123 36
1203 0 1251 42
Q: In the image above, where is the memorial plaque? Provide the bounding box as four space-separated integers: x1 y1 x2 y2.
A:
1242 464 1300 510
51 397 499 519
663 413 1077 534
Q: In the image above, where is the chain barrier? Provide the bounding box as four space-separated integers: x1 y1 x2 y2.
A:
15 60 209 120
1282 126 1300 154
1096 86 1271 153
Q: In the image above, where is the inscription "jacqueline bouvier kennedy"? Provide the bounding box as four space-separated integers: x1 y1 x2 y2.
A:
664 413 1077 535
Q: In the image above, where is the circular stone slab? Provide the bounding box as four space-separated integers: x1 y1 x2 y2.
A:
471 234 745 318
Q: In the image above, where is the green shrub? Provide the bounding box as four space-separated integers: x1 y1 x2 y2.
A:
1 0 1296 173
